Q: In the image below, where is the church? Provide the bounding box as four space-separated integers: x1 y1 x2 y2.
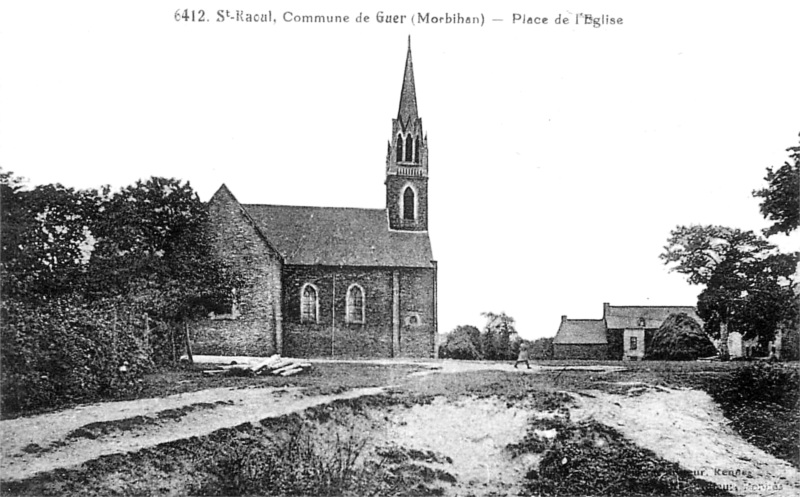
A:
192 42 438 359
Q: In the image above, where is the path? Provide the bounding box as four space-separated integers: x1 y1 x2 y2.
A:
570 387 800 497
0 358 624 484
0 385 384 482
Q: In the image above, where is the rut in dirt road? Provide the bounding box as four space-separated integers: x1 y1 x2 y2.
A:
0 385 385 482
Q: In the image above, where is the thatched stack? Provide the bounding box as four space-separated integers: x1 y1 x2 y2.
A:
646 313 717 361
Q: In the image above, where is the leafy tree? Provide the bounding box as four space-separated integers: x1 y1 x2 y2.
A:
753 135 800 237
439 325 482 360
661 225 797 358
481 311 517 360
1 170 100 300
86 177 238 324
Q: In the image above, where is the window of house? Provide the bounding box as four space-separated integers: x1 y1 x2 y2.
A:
637 317 646 327
630 336 638 351
346 284 365 324
300 284 319 324
403 187 415 220
405 133 413 162
397 134 404 161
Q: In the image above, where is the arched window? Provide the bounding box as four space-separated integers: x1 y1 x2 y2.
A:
300 283 319 324
405 133 413 162
346 284 365 324
397 134 404 162
403 187 415 221
414 136 421 163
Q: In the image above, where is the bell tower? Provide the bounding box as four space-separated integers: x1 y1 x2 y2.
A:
386 38 428 231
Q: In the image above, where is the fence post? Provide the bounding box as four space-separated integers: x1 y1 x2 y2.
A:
183 322 194 364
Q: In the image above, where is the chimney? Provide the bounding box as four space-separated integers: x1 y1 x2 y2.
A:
603 302 610 318
561 315 567 323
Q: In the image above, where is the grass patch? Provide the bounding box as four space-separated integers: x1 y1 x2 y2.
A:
0 393 450 496
2 361 426 420
706 362 800 468
510 417 732 496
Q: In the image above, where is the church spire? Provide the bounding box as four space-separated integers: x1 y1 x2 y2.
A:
397 37 418 125
386 38 428 232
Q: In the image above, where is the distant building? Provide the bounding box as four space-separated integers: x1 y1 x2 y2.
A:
554 303 703 360
552 318 607 360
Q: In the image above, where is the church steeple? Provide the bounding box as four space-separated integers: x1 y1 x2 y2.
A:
397 37 418 125
386 38 428 232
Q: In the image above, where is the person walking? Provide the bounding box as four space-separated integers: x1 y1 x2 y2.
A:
514 341 531 369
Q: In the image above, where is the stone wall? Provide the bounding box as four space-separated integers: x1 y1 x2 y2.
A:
553 343 609 360
398 268 436 357
282 265 436 358
386 175 428 231
191 187 283 356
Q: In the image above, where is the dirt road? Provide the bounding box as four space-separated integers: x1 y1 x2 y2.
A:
0 360 624 483
571 386 800 497
0 385 384 482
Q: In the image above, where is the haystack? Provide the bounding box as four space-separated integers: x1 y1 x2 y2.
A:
646 313 717 360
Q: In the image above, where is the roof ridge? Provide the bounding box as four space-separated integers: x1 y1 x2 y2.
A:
243 203 384 212
607 305 696 309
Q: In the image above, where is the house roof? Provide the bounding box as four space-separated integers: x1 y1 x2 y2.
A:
243 204 434 268
604 305 702 330
554 319 608 345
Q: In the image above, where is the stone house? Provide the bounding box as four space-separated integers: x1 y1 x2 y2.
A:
554 303 703 360
191 42 438 359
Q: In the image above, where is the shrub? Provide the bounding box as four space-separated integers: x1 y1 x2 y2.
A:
529 337 554 360
438 325 483 360
196 425 371 496
1 297 153 416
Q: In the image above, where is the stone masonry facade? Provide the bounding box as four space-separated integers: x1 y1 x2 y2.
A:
282 266 436 358
191 187 283 357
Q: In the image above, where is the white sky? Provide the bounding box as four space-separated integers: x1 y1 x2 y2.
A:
1 1 798 339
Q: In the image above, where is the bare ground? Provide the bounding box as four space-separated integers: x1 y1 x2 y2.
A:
2 360 796 496
570 385 800 496
0 385 384 481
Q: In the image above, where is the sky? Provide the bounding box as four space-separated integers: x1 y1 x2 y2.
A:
1 1 798 339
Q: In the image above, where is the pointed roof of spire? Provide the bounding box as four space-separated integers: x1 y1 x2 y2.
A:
397 36 418 124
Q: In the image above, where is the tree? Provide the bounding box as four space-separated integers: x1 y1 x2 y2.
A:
661 225 797 358
439 325 482 360
86 177 238 324
1 170 100 301
481 311 517 360
753 135 800 237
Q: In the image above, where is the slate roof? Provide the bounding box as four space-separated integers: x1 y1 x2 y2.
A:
553 319 608 345
243 204 434 268
604 305 702 330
